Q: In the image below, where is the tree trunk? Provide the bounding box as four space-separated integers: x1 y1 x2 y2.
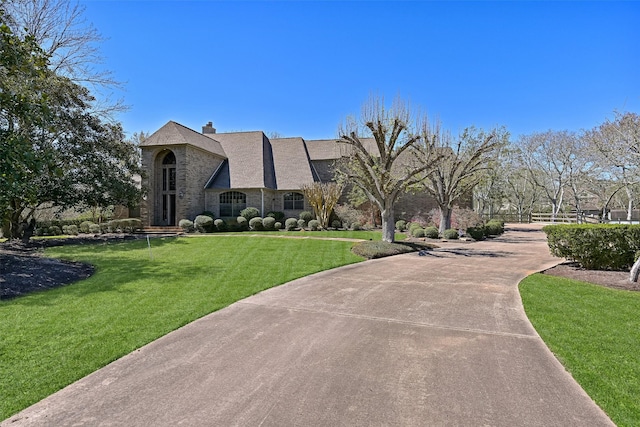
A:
380 206 395 243
439 206 452 233
630 257 640 283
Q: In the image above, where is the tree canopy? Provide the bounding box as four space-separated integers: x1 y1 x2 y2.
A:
0 5 142 239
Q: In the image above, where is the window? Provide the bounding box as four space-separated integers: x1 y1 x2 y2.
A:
220 191 246 217
283 192 304 210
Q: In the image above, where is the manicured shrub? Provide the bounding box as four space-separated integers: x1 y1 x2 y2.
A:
274 222 282 230
543 224 640 270
194 215 214 233
262 216 276 230
66 225 79 235
285 218 298 231
48 225 62 236
179 219 194 232
214 219 227 231
80 221 93 233
266 211 285 221
124 218 142 232
408 222 423 234
297 219 306 229
443 228 459 240
249 217 264 231
200 211 215 219
485 219 504 236
331 219 342 229
308 219 320 231
351 222 362 231
299 211 314 222
236 216 249 231
107 219 120 233
424 226 439 239
240 207 260 220
88 224 101 234
395 220 407 231
466 226 485 240
412 228 426 238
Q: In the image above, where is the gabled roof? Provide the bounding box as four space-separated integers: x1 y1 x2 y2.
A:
206 131 276 189
270 137 318 190
142 121 227 158
306 138 379 160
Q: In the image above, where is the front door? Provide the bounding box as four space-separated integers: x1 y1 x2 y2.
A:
161 153 177 226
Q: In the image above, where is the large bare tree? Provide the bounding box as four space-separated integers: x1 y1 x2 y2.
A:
421 126 507 233
335 97 439 242
586 112 640 221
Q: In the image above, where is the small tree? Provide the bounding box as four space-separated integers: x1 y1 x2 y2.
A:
335 96 440 242
300 182 343 229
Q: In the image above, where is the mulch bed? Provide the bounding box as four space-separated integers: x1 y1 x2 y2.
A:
542 262 639 291
0 235 140 300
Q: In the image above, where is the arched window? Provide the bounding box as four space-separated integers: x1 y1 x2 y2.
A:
162 151 176 165
283 192 304 210
220 191 246 217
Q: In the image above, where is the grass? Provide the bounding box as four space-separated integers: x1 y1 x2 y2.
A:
222 230 407 241
520 274 640 426
0 236 364 420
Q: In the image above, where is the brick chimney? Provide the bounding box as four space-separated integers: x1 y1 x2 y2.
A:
202 121 216 134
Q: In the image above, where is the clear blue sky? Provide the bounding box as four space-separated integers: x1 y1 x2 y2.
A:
80 0 640 140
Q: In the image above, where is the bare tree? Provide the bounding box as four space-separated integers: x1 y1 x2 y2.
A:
517 130 587 221
5 0 124 116
335 96 439 242
421 126 507 233
300 182 342 229
586 112 640 221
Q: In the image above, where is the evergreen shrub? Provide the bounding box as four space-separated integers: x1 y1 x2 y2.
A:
263 216 276 230
214 219 227 231
424 226 439 239
395 220 407 231
249 217 264 231
308 219 320 231
179 219 194 233
443 228 459 240
194 215 214 233
236 216 249 231
299 211 314 222
543 224 640 270
240 207 260 220
285 218 298 231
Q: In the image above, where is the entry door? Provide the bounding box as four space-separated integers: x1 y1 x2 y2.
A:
162 166 176 225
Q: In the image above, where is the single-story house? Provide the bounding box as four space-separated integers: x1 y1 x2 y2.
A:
140 121 447 227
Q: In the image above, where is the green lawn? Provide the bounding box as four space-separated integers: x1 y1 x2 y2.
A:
220 230 407 241
520 274 640 427
0 236 364 420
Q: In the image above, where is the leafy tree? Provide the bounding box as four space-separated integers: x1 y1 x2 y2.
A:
335 96 439 243
421 126 507 233
0 7 142 239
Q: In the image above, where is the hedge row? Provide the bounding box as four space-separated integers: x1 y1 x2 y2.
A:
35 218 142 236
543 224 640 270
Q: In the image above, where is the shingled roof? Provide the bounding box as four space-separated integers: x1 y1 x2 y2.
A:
306 138 379 160
206 131 277 189
270 137 318 190
142 121 227 158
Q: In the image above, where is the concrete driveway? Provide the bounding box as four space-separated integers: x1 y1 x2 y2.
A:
3 224 614 426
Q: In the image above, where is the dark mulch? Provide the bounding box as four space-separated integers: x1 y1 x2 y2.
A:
0 235 141 300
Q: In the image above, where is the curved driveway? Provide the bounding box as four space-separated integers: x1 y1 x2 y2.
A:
3 224 614 426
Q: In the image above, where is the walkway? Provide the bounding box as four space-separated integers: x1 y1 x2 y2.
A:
3 224 614 426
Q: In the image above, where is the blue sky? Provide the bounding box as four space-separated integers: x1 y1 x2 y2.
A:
80 1 640 140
